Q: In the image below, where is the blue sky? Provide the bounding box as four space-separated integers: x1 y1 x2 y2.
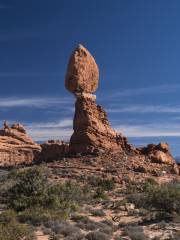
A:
0 0 180 156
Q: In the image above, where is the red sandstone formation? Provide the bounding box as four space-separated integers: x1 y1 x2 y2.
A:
139 142 175 165
40 140 69 162
65 44 133 154
0 121 41 166
65 44 177 170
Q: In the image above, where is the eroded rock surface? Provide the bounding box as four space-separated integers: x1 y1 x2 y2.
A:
40 140 69 162
0 122 41 166
69 93 134 154
139 143 175 165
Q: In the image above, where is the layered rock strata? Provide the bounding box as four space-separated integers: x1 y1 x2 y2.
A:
0 122 41 166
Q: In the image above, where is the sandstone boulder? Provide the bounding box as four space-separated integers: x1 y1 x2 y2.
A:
0 121 41 166
140 142 175 165
65 44 99 94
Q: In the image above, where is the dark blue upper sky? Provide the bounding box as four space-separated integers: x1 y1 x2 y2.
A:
0 0 180 156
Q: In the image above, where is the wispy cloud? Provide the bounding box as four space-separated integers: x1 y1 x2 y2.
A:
27 119 73 129
26 119 73 141
107 104 180 113
115 123 180 137
27 121 180 140
0 96 72 108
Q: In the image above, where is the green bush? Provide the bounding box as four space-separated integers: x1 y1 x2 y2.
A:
8 166 50 211
128 182 180 214
93 188 108 200
0 210 36 240
88 176 115 191
86 231 109 240
125 226 149 240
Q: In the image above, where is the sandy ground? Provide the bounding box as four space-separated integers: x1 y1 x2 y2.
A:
35 230 49 240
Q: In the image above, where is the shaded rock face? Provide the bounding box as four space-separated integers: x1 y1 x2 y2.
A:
0 122 41 166
40 140 69 162
65 44 133 154
140 143 175 165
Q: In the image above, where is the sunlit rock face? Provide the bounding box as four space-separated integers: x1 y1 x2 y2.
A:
0 122 41 166
65 44 99 94
65 44 133 154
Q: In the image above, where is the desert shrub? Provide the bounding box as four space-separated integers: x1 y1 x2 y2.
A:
128 182 180 214
146 183 180 213
7 166 89 216
18 207 69 226
141 178 158 192
0 170 9 181
90 209 105 217
0 210 36 240
124 226 149 240
71 214 89 222
86 231 110 240
50 221 80 236
88 176 115 191
8 166 50 211
49 181 91 205
75 217 98 231
125 178 157 194
46 221 84 240
93 187 108 200
111 199 128 210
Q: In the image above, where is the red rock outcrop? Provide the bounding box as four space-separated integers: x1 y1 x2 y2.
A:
40 140 69 162
0 121 41 166
139 142 175 165
65 44 133 154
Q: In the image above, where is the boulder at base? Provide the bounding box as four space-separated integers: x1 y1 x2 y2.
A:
40 140 69 162
139 142 175 165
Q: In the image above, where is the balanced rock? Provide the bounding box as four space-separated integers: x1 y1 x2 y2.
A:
65 44 99 94
65 44 133 154
0 121 41 166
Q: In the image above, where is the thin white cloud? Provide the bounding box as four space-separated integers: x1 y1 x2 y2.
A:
115 123 180 137
26 119 73 141
0 97 72 108
28 121 180 141
27 119 73 129
107 104 180 113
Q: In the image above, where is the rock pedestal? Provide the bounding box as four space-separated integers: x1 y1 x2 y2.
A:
65 44 132 154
